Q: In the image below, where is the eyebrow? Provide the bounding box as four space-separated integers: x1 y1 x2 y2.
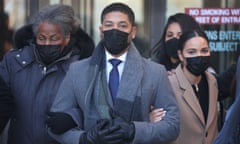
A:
185 48 196 51
166 31 173 35
37 33 59 37
103 20 128 24
185 47 210 51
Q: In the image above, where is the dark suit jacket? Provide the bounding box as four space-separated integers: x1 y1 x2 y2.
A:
50 42 180 144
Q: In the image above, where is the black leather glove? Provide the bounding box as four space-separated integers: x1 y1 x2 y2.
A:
110 110 135 142
46 112 77 134
79 119 124 144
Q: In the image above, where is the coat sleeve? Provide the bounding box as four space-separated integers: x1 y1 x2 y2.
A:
0 52 14 134
133 66 180 143
0 76 13 134
49 63 84 144
213 57 240 144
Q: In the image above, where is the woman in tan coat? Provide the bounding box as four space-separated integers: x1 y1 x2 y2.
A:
151 29 218 144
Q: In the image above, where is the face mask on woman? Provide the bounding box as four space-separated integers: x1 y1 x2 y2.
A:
36 44 62 65
186 56 210 76
165 38 179 59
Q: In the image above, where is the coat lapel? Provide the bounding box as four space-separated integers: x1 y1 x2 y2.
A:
176 66 205 126
114 43 143 121
205 72 218 130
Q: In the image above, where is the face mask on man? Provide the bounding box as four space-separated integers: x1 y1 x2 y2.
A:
164 38 179 59
103 29 130 55
36 44 62 65
186 56 210 76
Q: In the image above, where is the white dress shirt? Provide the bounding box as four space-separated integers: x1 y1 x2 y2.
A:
105 50 127 83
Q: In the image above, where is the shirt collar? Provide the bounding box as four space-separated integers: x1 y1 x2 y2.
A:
105 50 127 63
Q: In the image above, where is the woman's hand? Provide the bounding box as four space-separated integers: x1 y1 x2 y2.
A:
149 105 166 122
167 69 176 75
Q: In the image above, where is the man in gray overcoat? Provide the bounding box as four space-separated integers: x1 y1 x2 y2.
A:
48 2 179 144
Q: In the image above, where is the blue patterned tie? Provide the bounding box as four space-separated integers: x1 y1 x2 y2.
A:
109 59 121 103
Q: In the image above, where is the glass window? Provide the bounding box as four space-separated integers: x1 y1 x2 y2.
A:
167 0 240 73
4 0 26 30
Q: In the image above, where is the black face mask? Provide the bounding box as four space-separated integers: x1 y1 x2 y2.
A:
36 44 62 65
165 38 179 59
186 56 210 76
103 29 130 55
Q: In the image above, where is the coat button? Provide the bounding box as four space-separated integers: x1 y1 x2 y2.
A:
22 61 26 65
205 132 208 137
16 54 20 58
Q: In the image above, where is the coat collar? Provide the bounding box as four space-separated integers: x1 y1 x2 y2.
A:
175 65 218 126
87 42 144 121
176 65 205 125
13 44 77 74
114 42 144 121
117 42 143 102
13 46 35 72
205 72 218 130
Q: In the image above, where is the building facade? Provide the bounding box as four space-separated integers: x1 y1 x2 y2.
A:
2 0 240 72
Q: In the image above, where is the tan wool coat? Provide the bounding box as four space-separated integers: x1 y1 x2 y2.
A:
168 65 218 144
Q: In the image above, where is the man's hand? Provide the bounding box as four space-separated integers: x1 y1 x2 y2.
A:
110 110 135 142
79 119 124 144
46 112 77 134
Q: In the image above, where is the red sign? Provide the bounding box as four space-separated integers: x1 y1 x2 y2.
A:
185 8 240 24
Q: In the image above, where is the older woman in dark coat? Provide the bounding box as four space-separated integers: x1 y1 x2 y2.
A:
0 4 94 144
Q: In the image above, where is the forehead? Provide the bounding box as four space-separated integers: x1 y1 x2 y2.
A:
102 11 130 23
37 22 62 35
184 36 209 49
166 22 181 33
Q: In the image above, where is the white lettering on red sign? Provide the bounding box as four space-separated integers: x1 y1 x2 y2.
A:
185 8 240 24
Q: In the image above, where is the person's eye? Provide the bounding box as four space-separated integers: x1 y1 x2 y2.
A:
201 48 210 54
50 37 59 41
37 36 45 41
187 50 196 55
177 32 182 38
119 24 127 29
166 33 173 38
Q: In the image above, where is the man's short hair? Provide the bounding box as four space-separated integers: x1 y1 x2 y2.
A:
101 2 135 26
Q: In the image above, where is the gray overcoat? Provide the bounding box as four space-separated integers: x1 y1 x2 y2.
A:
50 42 180 144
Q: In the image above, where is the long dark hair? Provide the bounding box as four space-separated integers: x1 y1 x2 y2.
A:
151 13 202 70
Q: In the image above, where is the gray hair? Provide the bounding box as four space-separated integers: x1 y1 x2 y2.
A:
32 4 80 37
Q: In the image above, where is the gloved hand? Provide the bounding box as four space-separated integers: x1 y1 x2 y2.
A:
110 110 135 142
79 119 124 144
46 112 77 134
